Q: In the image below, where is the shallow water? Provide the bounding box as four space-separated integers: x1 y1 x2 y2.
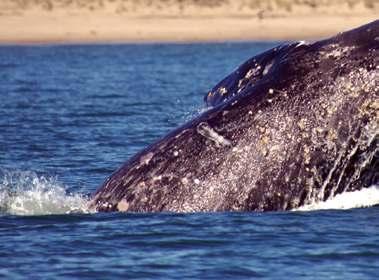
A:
0 43 378 279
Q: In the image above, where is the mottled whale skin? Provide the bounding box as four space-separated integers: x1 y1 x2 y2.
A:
91 21 378 212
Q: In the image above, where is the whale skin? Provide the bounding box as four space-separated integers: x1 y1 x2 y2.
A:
90 20 379 212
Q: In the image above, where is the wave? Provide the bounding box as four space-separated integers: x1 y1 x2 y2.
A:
295 185 379 211
0 169 91 216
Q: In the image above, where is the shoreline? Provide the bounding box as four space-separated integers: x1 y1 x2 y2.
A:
1 15 377 45
0 0 377 45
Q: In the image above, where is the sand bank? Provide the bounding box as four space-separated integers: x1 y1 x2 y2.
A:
0 0 377 44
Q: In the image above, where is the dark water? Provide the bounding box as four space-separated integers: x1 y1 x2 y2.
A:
0 43 378 279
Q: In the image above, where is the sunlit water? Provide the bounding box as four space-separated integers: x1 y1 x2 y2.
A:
0 43 378 279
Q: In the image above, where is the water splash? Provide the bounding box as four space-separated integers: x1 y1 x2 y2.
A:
295 185 379 211
0 169 91 216
180 104 211 122
2 168 377 215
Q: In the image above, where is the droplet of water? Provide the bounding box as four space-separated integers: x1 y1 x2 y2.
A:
0 169 91 216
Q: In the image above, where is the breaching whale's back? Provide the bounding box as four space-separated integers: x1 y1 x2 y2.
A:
90 20 378 212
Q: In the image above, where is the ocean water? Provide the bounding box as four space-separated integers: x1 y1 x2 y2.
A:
0 43 378 279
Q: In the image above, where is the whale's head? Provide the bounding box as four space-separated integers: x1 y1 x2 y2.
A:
204 42 308 107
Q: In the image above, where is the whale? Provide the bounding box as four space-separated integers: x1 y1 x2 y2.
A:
90 20 378 212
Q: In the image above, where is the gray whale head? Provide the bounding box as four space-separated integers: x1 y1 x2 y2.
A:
90 20 378 212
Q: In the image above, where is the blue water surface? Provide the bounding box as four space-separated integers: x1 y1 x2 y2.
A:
0 43 378 279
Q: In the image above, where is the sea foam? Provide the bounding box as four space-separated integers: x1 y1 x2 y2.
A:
295 185 379 211
0 169 91 216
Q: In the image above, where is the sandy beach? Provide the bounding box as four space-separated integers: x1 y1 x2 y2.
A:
0 0 377 44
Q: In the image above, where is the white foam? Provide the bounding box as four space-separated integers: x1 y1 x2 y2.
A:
0 170 91 216
295 185 379 211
